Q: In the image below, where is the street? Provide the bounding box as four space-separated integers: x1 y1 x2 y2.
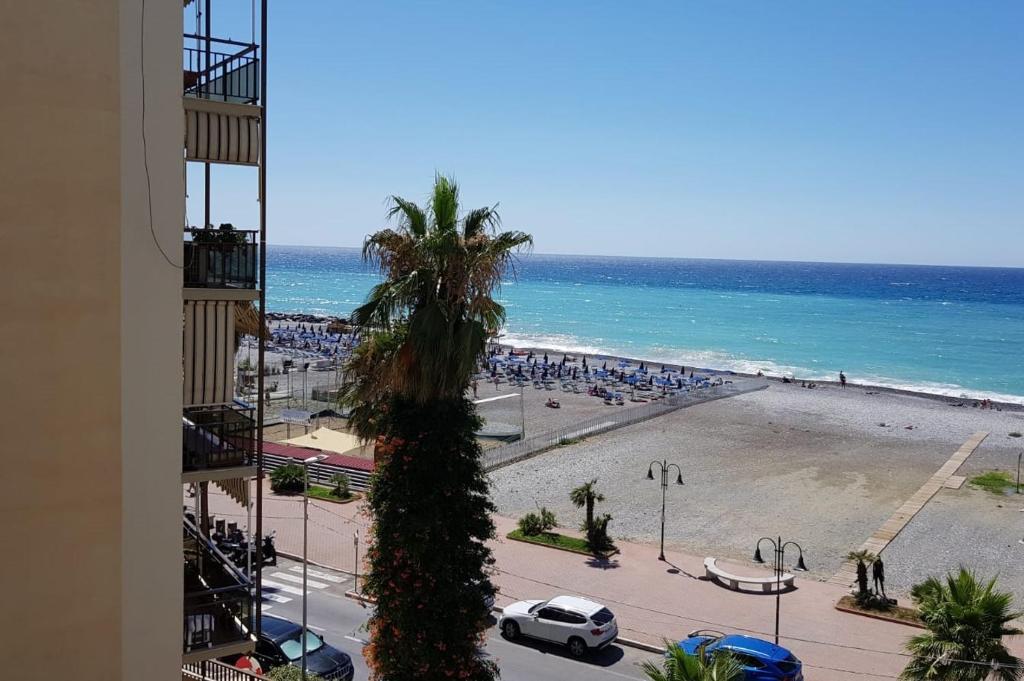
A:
260 557 659 680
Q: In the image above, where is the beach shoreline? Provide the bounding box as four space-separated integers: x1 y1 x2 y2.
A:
263 310 1024 411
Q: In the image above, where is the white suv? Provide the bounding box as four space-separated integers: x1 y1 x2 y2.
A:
499 595 618 657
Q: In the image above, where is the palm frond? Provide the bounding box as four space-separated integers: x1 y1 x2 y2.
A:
342 175 532 433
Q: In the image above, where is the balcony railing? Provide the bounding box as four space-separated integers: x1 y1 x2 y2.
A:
183 404 256 472
184 518 254 657
184 229 258 289
184 34 260 105
183 659 267 681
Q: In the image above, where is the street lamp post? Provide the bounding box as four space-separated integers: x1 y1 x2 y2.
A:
301 453 329 681
646 460 684 561
753 536 808 645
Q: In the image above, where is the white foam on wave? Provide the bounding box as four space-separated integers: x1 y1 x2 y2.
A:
498 330 1024 405
499 332 606 357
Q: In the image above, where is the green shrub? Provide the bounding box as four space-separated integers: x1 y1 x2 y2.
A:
519 507 557 536
330 472 351 499
270 463 305 494
267 665 326 681
538 506 557 532
587 513 615 552
518 512 544 536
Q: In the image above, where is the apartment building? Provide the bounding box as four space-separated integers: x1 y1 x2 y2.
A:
1 1 266 679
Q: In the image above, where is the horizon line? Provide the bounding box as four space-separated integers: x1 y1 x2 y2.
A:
265 242 1023 271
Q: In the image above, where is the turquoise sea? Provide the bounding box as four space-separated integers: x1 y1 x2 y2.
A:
266 246 1024 403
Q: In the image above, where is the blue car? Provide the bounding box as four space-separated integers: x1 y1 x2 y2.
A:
676 630 803 681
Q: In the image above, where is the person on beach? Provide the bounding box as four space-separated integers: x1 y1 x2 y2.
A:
840 371 847 388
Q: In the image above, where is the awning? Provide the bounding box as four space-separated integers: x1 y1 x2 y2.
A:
281 427 368 457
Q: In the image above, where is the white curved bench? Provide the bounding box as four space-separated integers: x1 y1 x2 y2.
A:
704 557 795 593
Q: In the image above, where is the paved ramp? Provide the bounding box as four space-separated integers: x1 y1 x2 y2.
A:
829 431 988 586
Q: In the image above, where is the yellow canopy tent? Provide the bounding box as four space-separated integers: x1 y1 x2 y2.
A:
281 427 370 458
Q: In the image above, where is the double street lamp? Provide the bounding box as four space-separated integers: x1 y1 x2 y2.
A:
753 536 808 645
301 453 329 681
646 459 684 561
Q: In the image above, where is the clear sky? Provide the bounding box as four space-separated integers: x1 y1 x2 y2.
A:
190 1 1023 267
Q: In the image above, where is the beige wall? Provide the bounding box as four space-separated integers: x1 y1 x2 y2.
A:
0 1 182 679
120 0 184 677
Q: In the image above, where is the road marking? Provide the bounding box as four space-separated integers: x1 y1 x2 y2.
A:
474 394 518 404
288 565 346 583
262 592 292 604
271 572 329 589
262 578 307 596
344 635 369 646
261 604 273 611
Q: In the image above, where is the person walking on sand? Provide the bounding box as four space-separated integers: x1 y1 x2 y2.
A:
839 370 847 389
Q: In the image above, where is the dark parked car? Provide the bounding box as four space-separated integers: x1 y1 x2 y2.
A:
251 614 354 681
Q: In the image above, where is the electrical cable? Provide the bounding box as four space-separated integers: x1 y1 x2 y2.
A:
140 0 184 269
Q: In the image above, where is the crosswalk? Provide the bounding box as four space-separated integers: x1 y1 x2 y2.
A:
261 564 348 611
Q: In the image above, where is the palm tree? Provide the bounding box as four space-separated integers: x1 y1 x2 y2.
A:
901 568 1022 681
342 175 531 681
640 641 743 681
570 479 605 534
846 549 877 601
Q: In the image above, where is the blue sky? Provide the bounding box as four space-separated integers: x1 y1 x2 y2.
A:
189 1 1023 267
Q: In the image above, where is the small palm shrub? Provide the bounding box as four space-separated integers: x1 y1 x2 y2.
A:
538 506 557 532
518 507 557 536
270 463 305 494
330 472 352 499
588 513 615 552
901 568 1022 681
640 640 743 681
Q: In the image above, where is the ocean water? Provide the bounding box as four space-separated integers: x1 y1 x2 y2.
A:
267 246 1024 403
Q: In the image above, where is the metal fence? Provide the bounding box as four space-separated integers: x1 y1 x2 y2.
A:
262 452 372 491
482 379 767 471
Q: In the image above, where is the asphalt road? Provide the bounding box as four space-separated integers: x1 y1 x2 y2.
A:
260 557 659 681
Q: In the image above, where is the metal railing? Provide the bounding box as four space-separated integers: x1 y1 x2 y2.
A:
183 659 267 681
262 451 373 492
184 229 259 289
184 584 255 653
183 404 257 471
183 519 255 655
482 379 768 471
184 35 260 104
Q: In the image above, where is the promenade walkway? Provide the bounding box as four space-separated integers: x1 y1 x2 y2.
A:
203 480 1022 681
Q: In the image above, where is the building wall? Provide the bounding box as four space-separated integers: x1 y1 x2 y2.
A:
0 1 182 679
120 0 184 678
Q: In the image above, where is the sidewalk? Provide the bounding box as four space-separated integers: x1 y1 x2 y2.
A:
203 482 1015 681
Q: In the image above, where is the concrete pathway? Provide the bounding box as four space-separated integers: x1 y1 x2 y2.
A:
829 431 988 587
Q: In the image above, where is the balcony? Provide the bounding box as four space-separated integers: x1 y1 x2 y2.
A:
184 518 255 662
183 404 256 476
184 35 259 105
184 228 258 289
